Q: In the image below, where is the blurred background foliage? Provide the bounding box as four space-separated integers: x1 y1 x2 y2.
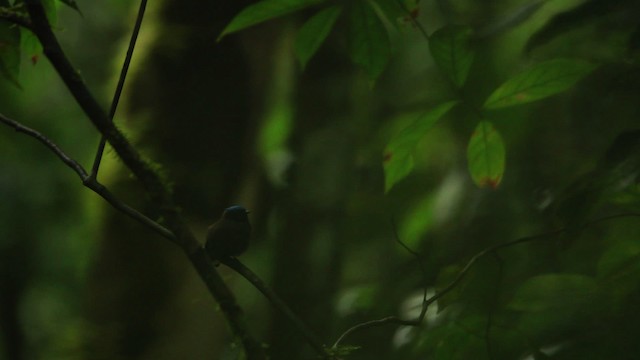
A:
1 0 640 359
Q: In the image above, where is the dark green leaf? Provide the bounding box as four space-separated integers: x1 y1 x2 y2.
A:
58 0 80 13
429 25 474 88
0 21 21 88
484 59 597 109
466 121 505 189
383 101 457 192
524 0 627 53
347 0 390 81
295 5 342 69
41 0 58 26
218 0 323 40
509 274 597 312
597 241 640 279
476 0 546 39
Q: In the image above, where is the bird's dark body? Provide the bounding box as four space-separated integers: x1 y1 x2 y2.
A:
205 206 251 260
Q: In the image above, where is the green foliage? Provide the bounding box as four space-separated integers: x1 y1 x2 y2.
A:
429 25 475 88
294 5 342 69
4 0 640 359
597 241 640 280
58 0 80 12
383 101 457 192
220 0 393 80
218 0 323 40
20 27 41 64
347 0 390 81
466 121 505 189
0 20 21 87
483 58 597 109
509 274 598 313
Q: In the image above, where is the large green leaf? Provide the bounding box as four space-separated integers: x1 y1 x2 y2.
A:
218 0 323 40
0 21 21 87
58 0 80 13
295 5 342 69
429 25 474 88
466 121 505 189
383 101 457 192
509 274 597 312
484 58 597 109
347 0 390 81
597 241 640 280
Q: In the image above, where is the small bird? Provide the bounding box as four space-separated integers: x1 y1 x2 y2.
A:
205 205 251 261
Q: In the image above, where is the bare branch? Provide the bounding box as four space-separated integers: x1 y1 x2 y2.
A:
0 112 174 241
91 0 148 177
331 212 640 348
390 217 429 322
222 257 332 358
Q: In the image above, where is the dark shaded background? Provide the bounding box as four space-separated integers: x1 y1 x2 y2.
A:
1 0 639 359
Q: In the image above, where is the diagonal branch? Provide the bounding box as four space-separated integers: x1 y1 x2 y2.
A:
0 112 174 241
91 0 148 178
222 257 331 357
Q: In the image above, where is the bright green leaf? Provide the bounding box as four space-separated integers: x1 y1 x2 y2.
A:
429 25 475 88
0 21 21 88
509 274 597 312
20 27 42 65
383 101 457 192
484 58 597 109
42 0 59 26
466 121 505 189
218 0 323 40
348 0 390 81
295 5 342 69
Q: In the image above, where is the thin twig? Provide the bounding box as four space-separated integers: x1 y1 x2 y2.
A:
91 0 148 177
331 212 640 348
390 217 429 322
0 112 175 241
222 257 332 358
1 112 87 177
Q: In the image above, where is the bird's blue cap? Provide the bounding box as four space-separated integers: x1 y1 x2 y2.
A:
223 205 249 222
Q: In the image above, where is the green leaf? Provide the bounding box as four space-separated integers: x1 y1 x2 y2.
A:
484 58 597 109
218 0 323 40
429 25 475 88
42 0 58 26
20 27 42 65
0 21 21 88
383 101 457 192
509 274 597 312
466 121 505 189
347 0 390 81
295 5 342 69
58 0 80 12
597 241 640 279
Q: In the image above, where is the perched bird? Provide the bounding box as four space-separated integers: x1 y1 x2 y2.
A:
205 205 251 261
